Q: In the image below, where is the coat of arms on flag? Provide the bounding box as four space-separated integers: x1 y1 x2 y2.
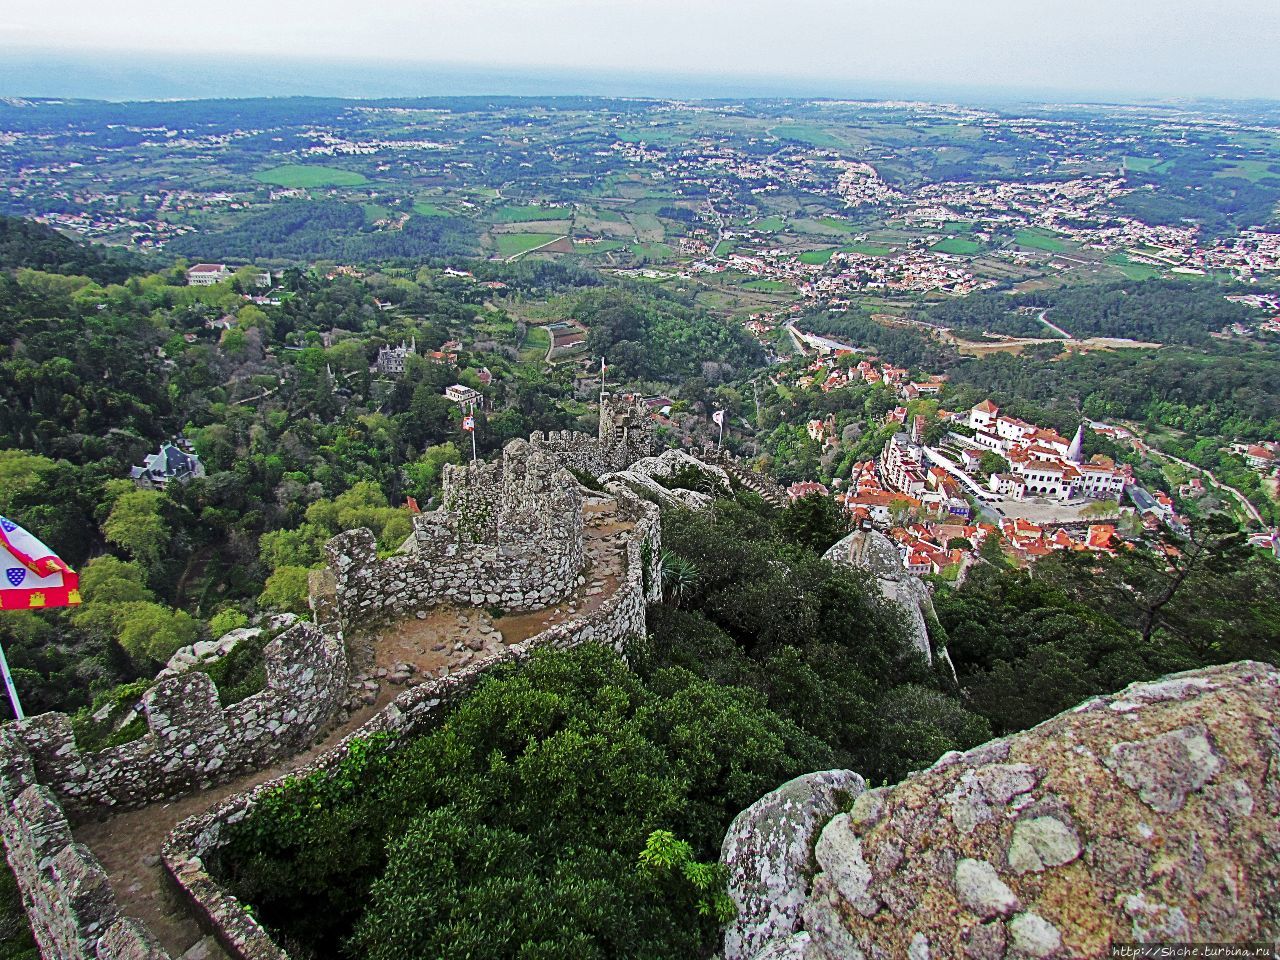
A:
462 415 476 432
0 516 81 611
712 409 726 426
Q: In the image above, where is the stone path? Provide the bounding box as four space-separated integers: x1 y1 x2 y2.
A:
73 495 634 959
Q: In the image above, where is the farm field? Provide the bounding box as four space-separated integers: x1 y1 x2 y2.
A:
491 204 573 223
494 233 562 257
1215 159 1280 182
1106 252 1163 280
931 237 983 255
252 164 369 187
842 242 893 256
799 248 836 265
1014 228 1070 252
412 201 452 217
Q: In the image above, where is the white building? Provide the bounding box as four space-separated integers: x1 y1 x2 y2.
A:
187 263 231 286
969 402 1126 502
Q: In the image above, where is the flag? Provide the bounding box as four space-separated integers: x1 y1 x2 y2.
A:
0 516 80 611
712 409 726 426
462 415 476 432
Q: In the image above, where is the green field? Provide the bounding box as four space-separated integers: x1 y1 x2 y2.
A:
799 248 836 265
742 278 793 292
1014 228 1069 253
1106 252 1162 281
1216 159 1280 182
492 204 572 223
753 216 786 233
815 217 859 234
520 325 551 363
1123 156 1175 175
931 237 983 255
770 124 847 149
630 242 674 258
494 233 560 257
413 201 452 218
253 165 369 188
943 221 975 233
575 239 628 254
361 203 391 223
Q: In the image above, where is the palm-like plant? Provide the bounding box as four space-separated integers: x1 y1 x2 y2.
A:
659 550 700 606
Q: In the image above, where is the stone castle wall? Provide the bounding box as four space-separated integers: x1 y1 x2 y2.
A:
326 438 585 629
0 419 662 960
527 392 656 479
0 734 171 960
163 483 661 960
5 618 348 820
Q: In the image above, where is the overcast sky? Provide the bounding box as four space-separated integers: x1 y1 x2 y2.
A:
4 0 1280 101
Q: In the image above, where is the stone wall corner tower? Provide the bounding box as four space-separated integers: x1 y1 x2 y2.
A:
598 392 655 470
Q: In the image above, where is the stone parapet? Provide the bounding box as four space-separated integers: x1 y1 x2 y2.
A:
163 485 660 960
0 733 173 960
6 618 347 820
326 439 585 629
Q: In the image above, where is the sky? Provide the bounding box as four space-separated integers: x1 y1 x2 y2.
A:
2 0 1280 102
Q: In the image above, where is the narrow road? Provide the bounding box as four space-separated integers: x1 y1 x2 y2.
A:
507 235 570 262
1037 308 1074 340
1122 423 1268 527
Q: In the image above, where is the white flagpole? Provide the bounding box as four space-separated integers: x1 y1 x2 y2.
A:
469 400 477 463
0 641 25 721
599 356 606 405
717 416 724 450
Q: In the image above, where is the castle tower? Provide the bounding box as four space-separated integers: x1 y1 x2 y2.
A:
1067 423 1086 464
599 393 655 470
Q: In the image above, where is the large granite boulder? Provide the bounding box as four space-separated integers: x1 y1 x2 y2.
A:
623 447 732 491
726 661 1280 959
721 770 866 960
823 528 952 676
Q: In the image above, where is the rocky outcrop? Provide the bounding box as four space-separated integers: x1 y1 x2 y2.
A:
601 448 733 510
823 527 952 676
724 661 1280 959
721 770 866 960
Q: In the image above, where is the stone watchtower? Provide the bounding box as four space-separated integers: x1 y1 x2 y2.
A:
599 393 655 471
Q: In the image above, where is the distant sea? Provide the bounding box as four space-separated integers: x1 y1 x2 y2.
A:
0 48 1128 105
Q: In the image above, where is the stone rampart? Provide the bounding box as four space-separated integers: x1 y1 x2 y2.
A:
6 618 347 820
527 392 656 479
162 485 661 960
326 439 584 629
0 732 172 960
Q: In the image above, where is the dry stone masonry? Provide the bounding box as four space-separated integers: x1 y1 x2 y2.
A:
326 438 585 628
6 618 347 820
163 482 661 960
722 661 1280 959
0 418 669 960
0 736 172 959
527 392 655 477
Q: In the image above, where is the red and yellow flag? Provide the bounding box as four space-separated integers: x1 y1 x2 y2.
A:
0 516 81 611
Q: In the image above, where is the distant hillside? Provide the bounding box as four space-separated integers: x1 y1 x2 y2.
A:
0 215 142 284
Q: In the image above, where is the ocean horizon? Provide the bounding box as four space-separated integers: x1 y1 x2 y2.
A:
0 47 1201 107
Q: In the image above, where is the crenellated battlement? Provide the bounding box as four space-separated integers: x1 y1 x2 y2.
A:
527 393 655 478
325 438 586 629
1 412 672 960
5 619 347 820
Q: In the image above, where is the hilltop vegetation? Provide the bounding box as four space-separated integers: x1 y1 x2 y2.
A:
925 279 1257 344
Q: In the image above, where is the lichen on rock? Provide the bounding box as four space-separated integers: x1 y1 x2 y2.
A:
723 661 1280 959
